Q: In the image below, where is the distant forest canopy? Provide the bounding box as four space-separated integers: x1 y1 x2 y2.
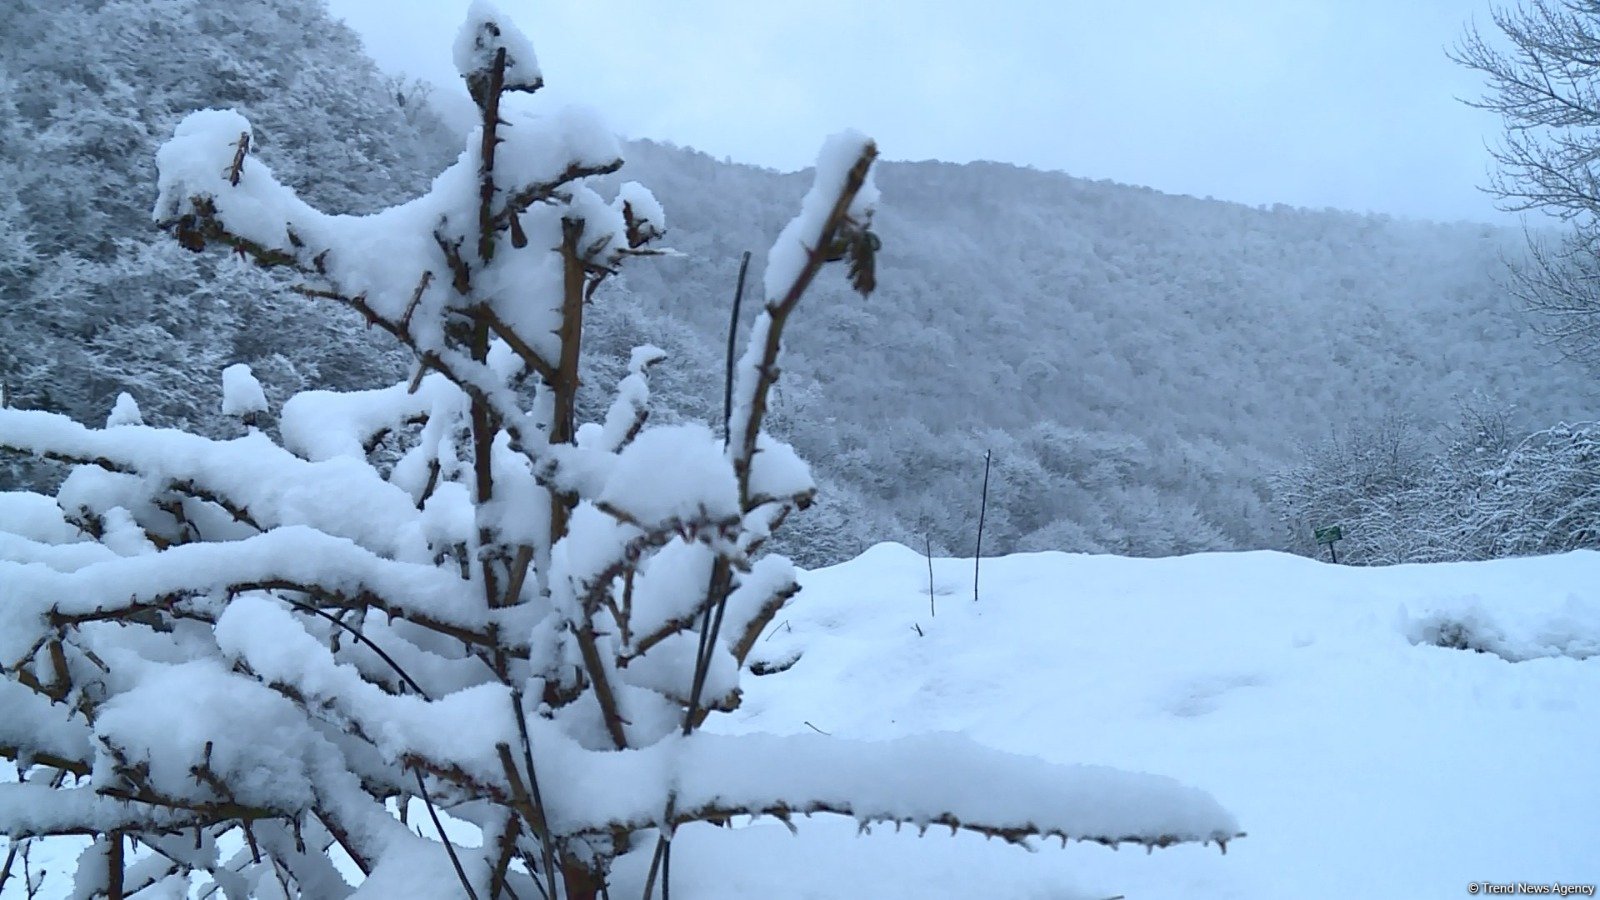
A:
1 0 1592 566
0 0 458 433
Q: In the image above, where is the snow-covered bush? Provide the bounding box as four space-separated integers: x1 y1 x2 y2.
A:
0 5 1239 897
1271 414 1431 563
1273 406 1600 564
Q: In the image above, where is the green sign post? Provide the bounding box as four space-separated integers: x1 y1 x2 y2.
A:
1314 524 1343 564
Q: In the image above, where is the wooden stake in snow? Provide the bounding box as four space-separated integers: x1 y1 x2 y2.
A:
975 449 991 602
926 534 936 617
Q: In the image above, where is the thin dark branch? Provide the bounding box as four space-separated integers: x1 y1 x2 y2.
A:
508 690 560 900
722 251 751 446
107 830 124 900
275 596 480 898
974 449 991 602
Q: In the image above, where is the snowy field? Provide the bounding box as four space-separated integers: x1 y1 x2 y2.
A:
612 544 1600 899
8 544 1599 898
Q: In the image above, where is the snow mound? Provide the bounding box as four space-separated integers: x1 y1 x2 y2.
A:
1405 596 1600 661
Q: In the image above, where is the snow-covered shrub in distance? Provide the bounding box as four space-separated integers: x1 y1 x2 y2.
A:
0 5 1240 897
1274 406 1600 565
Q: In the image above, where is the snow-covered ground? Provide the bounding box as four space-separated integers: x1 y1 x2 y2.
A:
9 544 1599 897
610 544 1600 899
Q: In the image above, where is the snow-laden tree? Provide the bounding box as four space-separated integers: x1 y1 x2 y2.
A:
1454 0 1600 366
1271 415 1431 564
0 5 1240 897
1272 402 1600 564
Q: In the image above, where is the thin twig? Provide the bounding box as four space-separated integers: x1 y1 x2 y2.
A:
661 841 671 900
509 692 560 900
0 837 20 896
414 767 481 900
226 132 249 187
640 837 666 900
723 251 751 446
278 597 480 898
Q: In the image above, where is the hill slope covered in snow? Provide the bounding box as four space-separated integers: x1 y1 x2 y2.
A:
2 0 1594 569
595 143 1597 563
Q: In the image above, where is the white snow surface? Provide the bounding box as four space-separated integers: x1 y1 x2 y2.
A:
279 374 453 462
0 491 80 544
0 409 428 562
746 432 812 502
603 544 1600 899
599 423 739 528
8 544 1600 896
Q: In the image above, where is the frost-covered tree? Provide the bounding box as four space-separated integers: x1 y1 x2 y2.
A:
1454 0 1600 365
0 6 1239 897
1272 404 1600 564
1271 416 1431 563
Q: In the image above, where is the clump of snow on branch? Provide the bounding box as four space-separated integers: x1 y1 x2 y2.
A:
454 0 542 94
220 363 266 418
615 181 665 246
106 392 142 427
726 130 879 471
600 424 738 528
762 129 879 301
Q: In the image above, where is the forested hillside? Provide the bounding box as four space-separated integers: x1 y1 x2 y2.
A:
1 0 1591 566
0 0 454 459
600 143 1596 562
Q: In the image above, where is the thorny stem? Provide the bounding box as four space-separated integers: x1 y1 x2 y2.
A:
0 840 16 896
107 830 124 900
477 47 507 266
488 815 520 900
645 141 879 900
729 143 877 510
470 48 508 615
549 218 590 547
575 623 630 751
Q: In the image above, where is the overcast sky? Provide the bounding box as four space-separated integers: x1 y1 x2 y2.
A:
325 0 1509 223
